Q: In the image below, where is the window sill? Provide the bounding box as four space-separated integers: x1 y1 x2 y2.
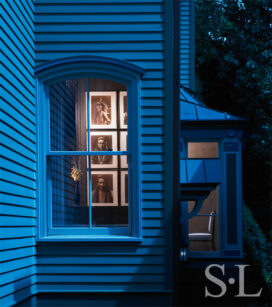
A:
37 235 142 243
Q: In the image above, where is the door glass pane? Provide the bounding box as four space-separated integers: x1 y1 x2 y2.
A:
188 188 219 252
189 215 219 252
50 155 89 227
188 201 196 214
50 79 87 151
198 187 219 215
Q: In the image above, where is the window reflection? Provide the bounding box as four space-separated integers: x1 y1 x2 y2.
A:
51 155 89 227
50 79 87 151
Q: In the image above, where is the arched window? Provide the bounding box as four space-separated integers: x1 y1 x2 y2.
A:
35 57 144 240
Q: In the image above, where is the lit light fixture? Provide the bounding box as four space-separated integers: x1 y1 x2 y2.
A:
71 158 83 182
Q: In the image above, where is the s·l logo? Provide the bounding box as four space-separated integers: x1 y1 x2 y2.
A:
205 264 263 298
205 264 227 298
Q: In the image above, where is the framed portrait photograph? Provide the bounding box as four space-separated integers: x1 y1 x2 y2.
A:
119 91 127 129
121 171 128 206
91 171 118 207
90 131 118 168
120 131 128 168
89 91 116 129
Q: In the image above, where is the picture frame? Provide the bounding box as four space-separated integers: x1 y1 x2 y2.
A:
119 91 127 129
90 131 118 168
91 171 118 207
121 170 128 206
89 91 117 129
120 131 128 168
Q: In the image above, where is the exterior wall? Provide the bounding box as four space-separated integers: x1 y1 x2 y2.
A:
180 0 195 90
34 0 179 295
0 0 193 302
0 0 37 305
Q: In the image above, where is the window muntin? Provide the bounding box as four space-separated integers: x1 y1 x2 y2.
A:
48 78 130 234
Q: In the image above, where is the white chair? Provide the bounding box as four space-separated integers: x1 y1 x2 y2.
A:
189 211 216 241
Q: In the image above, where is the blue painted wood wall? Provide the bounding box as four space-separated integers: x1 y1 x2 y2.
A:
0 0 37 305
0 0 193 304
35 0 172 294
180 0 195 90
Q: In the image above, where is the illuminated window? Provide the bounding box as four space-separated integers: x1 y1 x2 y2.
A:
188 187 220 252
188 142 218 158
49 79 129 232
36 58 142 240
187 141 220 254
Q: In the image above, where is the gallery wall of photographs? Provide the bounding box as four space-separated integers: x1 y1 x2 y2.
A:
88 91 128 208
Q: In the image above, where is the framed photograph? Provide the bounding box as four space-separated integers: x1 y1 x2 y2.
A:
121 171 128 206
89 91 116 129
90 131 118 168
119 91 127 129
91 171 118 207
120 131 128 168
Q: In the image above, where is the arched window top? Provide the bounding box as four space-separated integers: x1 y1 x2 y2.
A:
35 56 145 84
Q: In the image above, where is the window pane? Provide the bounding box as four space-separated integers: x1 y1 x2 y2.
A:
188 188 219 252
188 201 196 214
50 79 87 151
50 155 89 227
188 142 218 158
87 77 129 229
90 132 118 168
88 78 127 130
90 92 117 129
189 215 219 252
197 187 219 215
188 187 219 216
91 168 128 227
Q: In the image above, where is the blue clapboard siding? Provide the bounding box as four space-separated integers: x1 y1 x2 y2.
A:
0 0 37 306
180 0 194 89
33 0 185 294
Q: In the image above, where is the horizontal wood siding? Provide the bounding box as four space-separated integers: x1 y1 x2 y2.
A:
0 0 37 305
35 0 170 293
180 0 194 89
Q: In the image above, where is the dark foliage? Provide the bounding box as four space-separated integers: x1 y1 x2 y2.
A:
243 204 272 288
195 0 272 235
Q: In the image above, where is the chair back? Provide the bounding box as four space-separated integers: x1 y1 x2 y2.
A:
208 211 216 233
